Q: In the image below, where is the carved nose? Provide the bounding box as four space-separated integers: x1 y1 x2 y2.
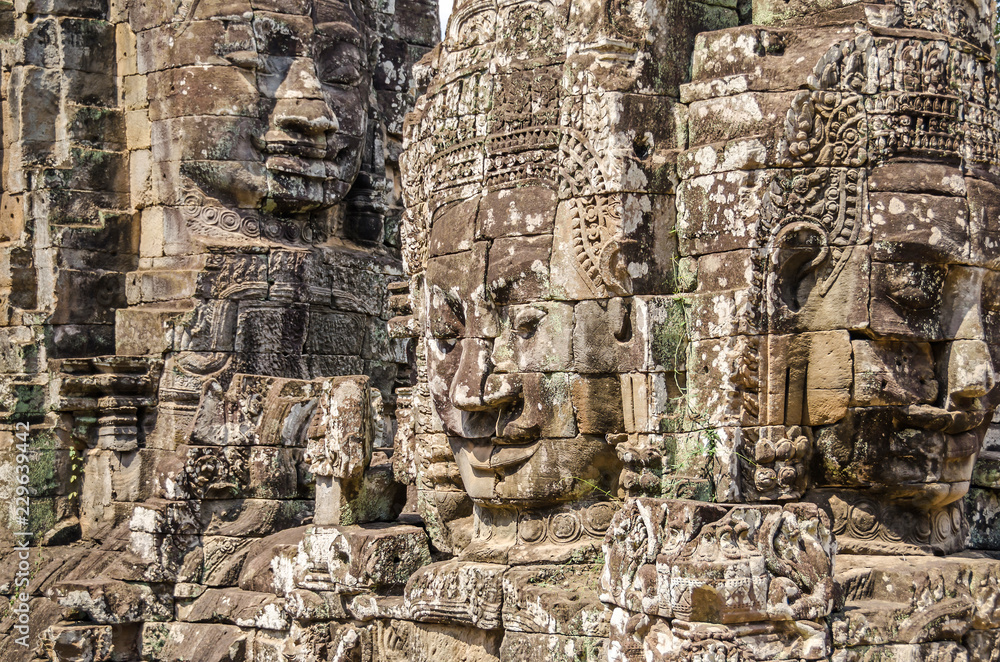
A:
269 58 338 136
449 338 492 411
483 373 522 407
947 338 996 400
272 99 338 135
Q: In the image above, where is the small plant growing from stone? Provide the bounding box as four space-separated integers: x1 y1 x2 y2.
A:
67 447 80 502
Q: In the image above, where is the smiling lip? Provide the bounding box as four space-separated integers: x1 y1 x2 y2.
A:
265 155 326 178
460 440 541 471
264 142 327 159
892 404 988 435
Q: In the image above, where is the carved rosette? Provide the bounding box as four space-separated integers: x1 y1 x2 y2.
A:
808 490 971 555
178 446 248 499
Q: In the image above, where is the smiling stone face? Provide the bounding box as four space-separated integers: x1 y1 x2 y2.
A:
675 21 1000 555
142 0 370 224
789 173 1000 554
421 195 623 509
398 0 732 560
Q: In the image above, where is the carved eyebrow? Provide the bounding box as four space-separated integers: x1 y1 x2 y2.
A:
315 21 364 46
878 240 965 265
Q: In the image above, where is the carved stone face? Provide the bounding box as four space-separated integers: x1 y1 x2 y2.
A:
643 19 1000 555
148 0 369 215
399 0 718 557
760 164 1000 553
811 211 996 487
422 190 622 507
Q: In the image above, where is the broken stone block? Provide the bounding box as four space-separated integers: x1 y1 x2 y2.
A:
500 632 606 662
502 565 611 637
199 498 312 538
200 536 257 588
41 624 113 662
48 579 172 624
831 642 969 662
297 522 431 594
375 620 503 662
965 488 1000 550
603 499 834 623
139 622 249 662
179 588 288 630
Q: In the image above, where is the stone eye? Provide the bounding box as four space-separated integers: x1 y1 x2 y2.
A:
886 262 945 311
224 50 261 70
982 270 1000 313
513 307 546 339
429 288 465 338
318 43 363 85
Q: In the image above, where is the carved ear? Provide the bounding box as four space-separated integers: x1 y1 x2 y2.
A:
773 223 828 312
599 238 635 297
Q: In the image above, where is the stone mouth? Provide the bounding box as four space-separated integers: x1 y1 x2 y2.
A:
578 37 638 60
490 442 541 470
263 141 328 159
891 404 988 436
265 155 328 179
451 439 541 472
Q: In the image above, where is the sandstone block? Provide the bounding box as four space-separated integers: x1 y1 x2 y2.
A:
48 579 172 624
299 522 431 594
376 620 503 662
500 632 606 662
406 561 507 629
688 91 799 147
139 623 248 662
831 642 969 662
851 340 937 407
573 298 643 373
476 187 557 240
502 565 611 637
179 588 288 630
487 234 553 305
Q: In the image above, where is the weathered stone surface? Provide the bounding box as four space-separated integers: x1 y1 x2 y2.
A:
965 488 1000 550
602 499 835 623
41 624 114 662
836 554 1000 640
48 579 173 624
405 561 507 630
297 522 431 594
140 622 249 662
831 642 969 662
502 565 611 637
8 0 1000 658
179 588 288 630
500 632 607 662
376 620 503 662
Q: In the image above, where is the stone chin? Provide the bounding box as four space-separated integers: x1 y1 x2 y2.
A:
263 168 335 214
448 435 619 507
262 159 359 214
817 405 989 510
876 427 981 510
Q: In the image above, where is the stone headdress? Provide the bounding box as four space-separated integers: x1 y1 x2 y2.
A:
399 0 650 298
